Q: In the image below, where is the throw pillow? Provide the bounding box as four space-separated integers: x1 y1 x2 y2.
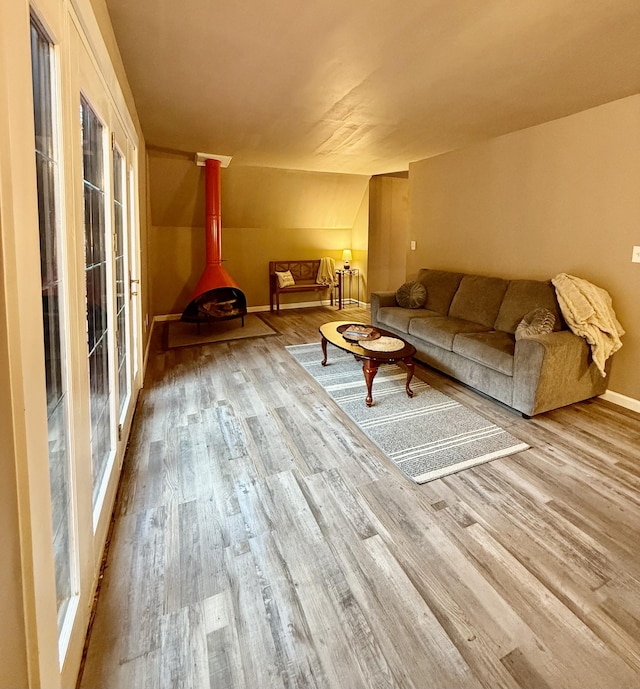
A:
275 270 295 288
515 307 556 340
396 281 427 309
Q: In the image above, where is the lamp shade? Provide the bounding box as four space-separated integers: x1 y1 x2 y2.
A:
341 249 353 263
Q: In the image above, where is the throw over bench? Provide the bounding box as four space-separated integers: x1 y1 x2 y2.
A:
269 260 334 312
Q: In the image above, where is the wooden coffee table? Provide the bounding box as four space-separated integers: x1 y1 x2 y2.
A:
319 321 416 407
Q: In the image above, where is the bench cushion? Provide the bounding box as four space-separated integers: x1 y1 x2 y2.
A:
275 270 295 288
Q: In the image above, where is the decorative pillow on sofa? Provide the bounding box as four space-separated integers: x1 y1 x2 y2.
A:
275 270 295 288
515 308 556 340
396 281 427 309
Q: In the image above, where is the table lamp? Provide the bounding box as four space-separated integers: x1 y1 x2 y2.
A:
341 249 352 270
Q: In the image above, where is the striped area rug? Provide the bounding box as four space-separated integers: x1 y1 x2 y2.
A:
287 342 529 484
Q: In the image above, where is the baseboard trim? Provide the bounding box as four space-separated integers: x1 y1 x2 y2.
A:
600 390 640 414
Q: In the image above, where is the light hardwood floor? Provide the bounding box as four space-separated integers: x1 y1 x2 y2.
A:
79 305 640 689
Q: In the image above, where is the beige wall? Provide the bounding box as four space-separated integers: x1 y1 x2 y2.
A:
351 184 370 302
148 151 370 315
367 174 409 298
409 94 640 401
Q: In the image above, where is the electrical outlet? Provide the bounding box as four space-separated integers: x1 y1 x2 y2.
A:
410 240 416 251
632 246 640 263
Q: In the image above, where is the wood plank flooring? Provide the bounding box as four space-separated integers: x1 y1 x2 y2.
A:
78 305 640 689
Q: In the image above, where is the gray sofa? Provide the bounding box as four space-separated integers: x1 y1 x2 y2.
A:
370 269 610 416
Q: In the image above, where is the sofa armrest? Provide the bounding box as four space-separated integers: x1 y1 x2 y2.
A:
370 291 397 324
513 330 609 416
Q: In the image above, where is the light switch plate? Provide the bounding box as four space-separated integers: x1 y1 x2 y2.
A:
410 240 416 250
632 246 640 263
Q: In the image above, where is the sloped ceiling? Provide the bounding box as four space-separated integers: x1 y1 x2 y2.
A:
104 0 640 175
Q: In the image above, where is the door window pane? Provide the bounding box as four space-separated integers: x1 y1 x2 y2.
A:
30 16 74 633
113 148 129 416
80 98 113 506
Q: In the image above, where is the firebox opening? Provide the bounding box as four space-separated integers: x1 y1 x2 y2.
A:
181 286 247 325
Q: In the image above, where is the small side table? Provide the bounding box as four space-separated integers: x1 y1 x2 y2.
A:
336 268 359 309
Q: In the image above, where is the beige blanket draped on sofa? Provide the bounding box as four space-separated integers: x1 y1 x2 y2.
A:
552 273 624 376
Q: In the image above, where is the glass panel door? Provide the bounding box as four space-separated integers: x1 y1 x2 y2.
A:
30 14 75 635
80 97 114 508
112 147 130 418
128 162 141 385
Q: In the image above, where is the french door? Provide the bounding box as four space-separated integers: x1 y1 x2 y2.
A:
31 13 76 643
14 0 144 684
80 96 140 524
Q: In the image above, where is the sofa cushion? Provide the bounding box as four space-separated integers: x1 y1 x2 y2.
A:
494 279 563 334
448 275 509 327
396 281 427 309
409 316 491 351
415 269 465 315
377 307 439 333
452 331 516 376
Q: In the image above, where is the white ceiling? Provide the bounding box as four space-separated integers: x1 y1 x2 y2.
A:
104 0 640 175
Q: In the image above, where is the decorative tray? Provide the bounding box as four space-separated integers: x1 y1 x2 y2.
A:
337 323 381 342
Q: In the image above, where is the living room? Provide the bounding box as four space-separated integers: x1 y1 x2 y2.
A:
2 0 640 687
146 96 639 410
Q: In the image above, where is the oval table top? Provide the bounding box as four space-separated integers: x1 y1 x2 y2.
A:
319 321 416 363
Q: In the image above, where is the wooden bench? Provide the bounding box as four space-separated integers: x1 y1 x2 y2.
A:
269 260 334 312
